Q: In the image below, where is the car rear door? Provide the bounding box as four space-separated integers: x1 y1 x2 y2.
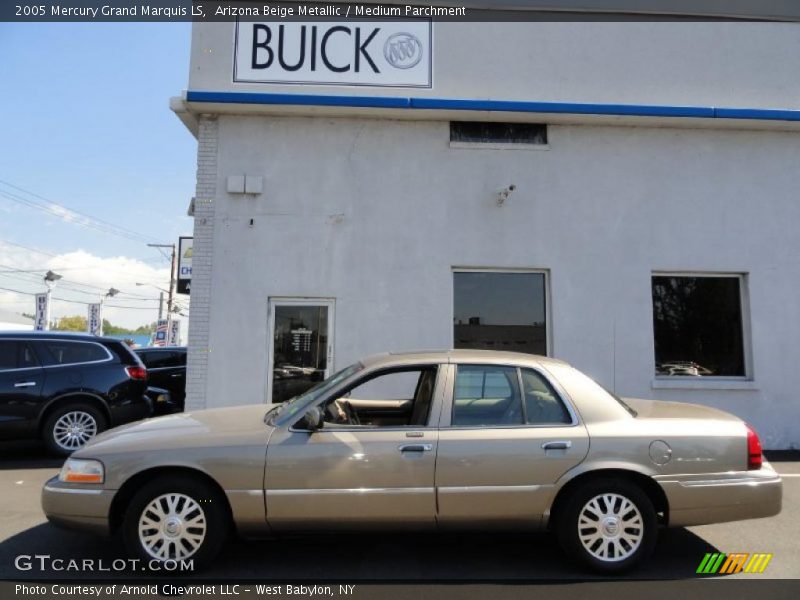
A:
435 362 589 528
0 340 45 436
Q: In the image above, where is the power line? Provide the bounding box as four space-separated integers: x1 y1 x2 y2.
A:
0 180 166 245
0 265 160 301
0 238 171 270
0 284 163 310
0 239 57 257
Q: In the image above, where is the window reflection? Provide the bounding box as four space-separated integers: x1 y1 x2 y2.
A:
651 275 746 377
272 306 328 402
453 272 547 355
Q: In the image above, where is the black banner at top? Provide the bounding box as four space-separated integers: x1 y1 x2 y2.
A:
4 0 800 22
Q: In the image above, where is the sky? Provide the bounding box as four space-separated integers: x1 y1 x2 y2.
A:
0 22 196 329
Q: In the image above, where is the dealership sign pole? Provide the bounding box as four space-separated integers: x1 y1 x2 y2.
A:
34 293 49 331
168 319 181 346
87 303 102 336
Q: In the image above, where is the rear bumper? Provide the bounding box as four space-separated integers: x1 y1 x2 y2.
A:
41 477 115 536
109 395 152 427
656 463 782 527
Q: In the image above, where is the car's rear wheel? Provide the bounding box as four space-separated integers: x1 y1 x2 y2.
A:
556 478 657 573
122 476 228 571
42 403 106 456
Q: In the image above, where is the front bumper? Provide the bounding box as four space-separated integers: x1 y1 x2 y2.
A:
41 477 115 536
656 463 782 527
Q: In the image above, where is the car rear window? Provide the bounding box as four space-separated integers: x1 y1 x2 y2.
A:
35 341 110 366
137 350 185 368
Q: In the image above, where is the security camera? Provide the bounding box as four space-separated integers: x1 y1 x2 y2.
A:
496 184 517 206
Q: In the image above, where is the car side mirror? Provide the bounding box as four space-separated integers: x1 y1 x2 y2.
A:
301 406 324 432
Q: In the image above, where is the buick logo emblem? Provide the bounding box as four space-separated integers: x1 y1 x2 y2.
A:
384 33 423 69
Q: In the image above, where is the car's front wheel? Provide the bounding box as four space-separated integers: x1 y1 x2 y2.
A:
556 478 657 573
122 475 228 571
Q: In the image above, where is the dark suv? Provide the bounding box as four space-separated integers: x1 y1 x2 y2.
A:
134 346 186 412
0 332 152 455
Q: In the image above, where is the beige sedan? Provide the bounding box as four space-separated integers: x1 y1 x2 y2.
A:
42 350 782 572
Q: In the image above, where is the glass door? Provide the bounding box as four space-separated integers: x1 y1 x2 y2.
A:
267 298 334 404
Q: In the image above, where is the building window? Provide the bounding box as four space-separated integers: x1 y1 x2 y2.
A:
651 274 747 377
453 270 548 355
450 121 547 146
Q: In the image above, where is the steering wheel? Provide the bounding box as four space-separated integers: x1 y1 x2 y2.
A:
339 399 361 425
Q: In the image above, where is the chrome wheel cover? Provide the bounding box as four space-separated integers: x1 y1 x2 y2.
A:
138 493 207 561
578 493 644 562
52 410 98 451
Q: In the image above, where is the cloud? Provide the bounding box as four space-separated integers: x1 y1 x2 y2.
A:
0 242 187 331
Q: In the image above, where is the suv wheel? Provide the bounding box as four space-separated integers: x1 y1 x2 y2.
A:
43 403 106 456
123 476 228 571
557 478 657 573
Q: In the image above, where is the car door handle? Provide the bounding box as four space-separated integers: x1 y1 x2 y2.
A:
14 381 37 388
398 443 433 453
170 374 182 378
542 440 572 450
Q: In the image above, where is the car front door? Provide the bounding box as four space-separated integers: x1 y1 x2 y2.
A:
264 364 445 530
435 362 589 528
0 340 45 438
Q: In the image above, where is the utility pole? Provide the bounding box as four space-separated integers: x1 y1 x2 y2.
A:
147 243 176 317
98 288 119 336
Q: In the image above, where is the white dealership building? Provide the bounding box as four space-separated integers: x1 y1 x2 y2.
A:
172 3 800 448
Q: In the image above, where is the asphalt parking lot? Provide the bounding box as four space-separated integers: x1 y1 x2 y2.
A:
0 442 797 582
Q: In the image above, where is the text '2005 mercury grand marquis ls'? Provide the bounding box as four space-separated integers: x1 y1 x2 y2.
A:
42 350 782 572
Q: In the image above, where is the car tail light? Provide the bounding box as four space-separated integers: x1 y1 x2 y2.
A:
125 366 147 381
746 424 763 470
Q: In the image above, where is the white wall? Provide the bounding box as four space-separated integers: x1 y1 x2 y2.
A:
198 115 800 448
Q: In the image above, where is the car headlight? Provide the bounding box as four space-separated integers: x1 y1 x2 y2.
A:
58 459 104 484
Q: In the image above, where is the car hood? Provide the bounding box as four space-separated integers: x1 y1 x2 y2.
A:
622 397 741 422
77 404 275 455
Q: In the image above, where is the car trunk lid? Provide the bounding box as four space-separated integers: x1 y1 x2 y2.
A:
623 397 741 422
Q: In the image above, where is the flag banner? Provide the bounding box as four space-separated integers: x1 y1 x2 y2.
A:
168 319 181 346
87 303 102 336
154 319 170 347
34 293 49 331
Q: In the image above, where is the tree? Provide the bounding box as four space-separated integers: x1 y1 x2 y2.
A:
55 315 87 331
53 315 153 335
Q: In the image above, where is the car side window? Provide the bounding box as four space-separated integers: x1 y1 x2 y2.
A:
319 367 437 428
520 368 572 425
452 365 523 426
0 342 14 370
35 341 109 366
0 341 38 371
139 352 175 368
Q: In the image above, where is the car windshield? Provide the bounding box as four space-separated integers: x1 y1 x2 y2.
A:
267 362 364 425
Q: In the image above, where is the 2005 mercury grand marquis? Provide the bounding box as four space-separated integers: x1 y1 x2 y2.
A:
42 350 782 572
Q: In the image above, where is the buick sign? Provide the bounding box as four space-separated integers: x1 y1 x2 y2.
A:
234 21 432 87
